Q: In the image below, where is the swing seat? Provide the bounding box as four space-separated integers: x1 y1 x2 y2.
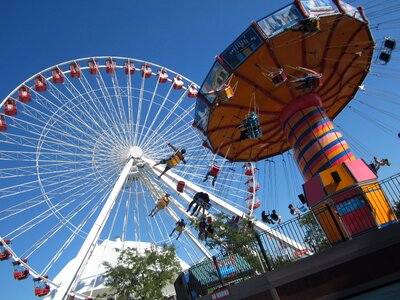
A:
209 165 220 177
306 73 323 88
176 181 185 192
271 69 287 86
384 38 396 50
379 51 391 64
247 127 262 139
218 84 234 101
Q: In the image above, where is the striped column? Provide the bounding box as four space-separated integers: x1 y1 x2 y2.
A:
280 94 355 180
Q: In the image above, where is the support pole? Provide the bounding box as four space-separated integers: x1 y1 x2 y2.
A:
53 158 134 300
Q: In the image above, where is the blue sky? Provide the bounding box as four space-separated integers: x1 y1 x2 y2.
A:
0 0 399 299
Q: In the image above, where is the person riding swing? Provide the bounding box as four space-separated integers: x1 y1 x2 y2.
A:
154 143 186 177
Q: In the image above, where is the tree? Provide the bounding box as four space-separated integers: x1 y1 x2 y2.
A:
298 211 330 252
103 244 181 300
190 212 256 251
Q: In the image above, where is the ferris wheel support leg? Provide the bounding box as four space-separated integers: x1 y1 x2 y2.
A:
53 158 135 300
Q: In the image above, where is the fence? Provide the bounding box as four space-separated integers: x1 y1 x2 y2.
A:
180 173 400 299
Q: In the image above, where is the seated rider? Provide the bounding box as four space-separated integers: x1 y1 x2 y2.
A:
290 67 322 90
148 193 170 217
170 219 186 240
261 211 274 224
198 218 207 239
373 156 390 171
154 143 186 177
203 161 220 186
270 210 282 224
288 204 301 218
186 192 210 217
237 112 261 141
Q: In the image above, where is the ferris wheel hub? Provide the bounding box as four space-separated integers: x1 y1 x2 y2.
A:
128 146 143 159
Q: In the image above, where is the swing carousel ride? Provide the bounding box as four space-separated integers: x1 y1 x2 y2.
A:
195 0 398 244
0 0 399 299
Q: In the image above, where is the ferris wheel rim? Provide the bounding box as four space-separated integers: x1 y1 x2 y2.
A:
0 55 265 299
1 55 200 108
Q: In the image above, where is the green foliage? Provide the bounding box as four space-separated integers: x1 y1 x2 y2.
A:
103 244 181 300
298 212 331 252
190 213 256 251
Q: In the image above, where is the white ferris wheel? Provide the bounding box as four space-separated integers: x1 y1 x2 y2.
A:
0 56 300 299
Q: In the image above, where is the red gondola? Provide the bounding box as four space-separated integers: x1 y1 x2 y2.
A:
244 168 257 176
157 69 168 83
141 64 152 78
34 276 50 297
0 115 7 132
187 84 198 98
88 60 99 75
35 75 47 92
173 75 184 90
106 59 116 74
52 68 64 84
18 85 31 103
0 239 11 260
124 61 135 75
13 259 29 280
248 201 261 210
70 63 81 78
247 183 260 193
4 98 17 116
177 181 185 193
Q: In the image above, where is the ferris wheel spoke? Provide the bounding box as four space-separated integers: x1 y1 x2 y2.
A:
137 70 164 146
133 73 148 146
39 188 111 276
93 71 128 143
6 176 108 241
0 172 105 222
138 83 174 146
8 108 112 154
141 99 194 149
76 71 124 132
110 72 132 145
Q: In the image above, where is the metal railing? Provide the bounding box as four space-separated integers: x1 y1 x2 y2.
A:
180 173 400 299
